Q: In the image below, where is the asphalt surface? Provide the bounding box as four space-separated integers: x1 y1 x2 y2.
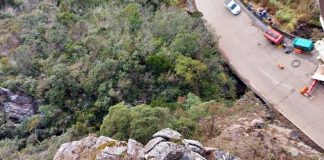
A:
195 0 324 149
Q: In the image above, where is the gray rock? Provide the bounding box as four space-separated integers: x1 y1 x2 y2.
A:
188 145 205 156
181 150 207 160
101 145 127 156
54 136 102 160
96 153 119 160
185 0 197 13
54 135 127 160
250 118 265 129
182 139 205 152
289 130 300 140
95 136 116 148
145 142 185 160
54 129 241 160
283 146 299 157
214 150 240 160
153 128 182 140
127 139 144 159
144 137 166 154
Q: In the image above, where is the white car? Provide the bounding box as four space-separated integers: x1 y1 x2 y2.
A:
224 0 241 15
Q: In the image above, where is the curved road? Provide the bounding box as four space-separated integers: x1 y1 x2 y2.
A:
196 0 324 149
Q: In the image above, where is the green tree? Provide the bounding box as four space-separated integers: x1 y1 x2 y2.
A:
100 103 170 143
123 3 142 31
12 45 36 75
184 92 202 109
175 55 207 83
145 52 172 75
100 102 130 140
170 33 199 56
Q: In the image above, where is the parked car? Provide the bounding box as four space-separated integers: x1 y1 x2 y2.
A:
224 0 241 15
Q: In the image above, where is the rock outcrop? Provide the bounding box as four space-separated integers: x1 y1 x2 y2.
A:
0 88 35 123
185 0 198 13
54 128 240 160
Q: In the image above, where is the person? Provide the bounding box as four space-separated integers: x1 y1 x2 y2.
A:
257 7 263 17
282 42 287 48
268 17 274 26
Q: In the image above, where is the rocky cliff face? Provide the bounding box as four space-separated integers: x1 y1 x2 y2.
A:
0 88 35 123
54 128 240 160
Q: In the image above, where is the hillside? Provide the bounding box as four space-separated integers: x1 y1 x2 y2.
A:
0 0 241 159
0 0 323 159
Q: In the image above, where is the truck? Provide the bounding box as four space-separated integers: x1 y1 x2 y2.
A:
263 28 284 45
293 37 313 53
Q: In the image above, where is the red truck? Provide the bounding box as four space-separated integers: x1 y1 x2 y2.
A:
263 28 284 45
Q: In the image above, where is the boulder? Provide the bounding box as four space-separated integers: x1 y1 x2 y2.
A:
99 144 127 155
283 146 299 157
96 145 127 160
144 137 166 154
152 128 182 140
216 150 240 160
145 141 185 160
54 129 241 160
288 131 299 140
187 145 205 156
96 153 119 160
250 118 265 129
185 0 197 13
54 135 100 160
127 139 144 159
182 139 205 152
181 149 207 160
95 136 116 148
53 135 126 160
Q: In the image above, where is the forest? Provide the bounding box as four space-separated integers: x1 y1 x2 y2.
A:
0 0 242 159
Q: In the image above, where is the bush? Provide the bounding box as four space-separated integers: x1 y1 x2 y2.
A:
100 102 131 140
145 52 173 75
100 103 171 143
170 33 199 56
175 55 207 83
57 12 80 25
275 7 294 23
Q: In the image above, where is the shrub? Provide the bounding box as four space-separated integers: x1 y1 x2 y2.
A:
0 138 25 159
100 103 171 143
275 7 294 23
57 12 80 25
175 55 207 83
170 33 199 56
100 102 131 140
145 52 173 75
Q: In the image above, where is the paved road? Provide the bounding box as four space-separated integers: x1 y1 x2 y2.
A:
195 0 324 149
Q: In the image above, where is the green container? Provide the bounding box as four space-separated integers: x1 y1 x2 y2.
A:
293 38 313 52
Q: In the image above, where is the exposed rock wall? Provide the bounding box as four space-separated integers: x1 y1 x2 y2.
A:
0 88 35 123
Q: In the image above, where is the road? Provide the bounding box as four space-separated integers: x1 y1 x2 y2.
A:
195 0 324 149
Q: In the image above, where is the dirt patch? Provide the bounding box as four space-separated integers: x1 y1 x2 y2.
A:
292 21 324 40
266 105 324 153
201 92 323 159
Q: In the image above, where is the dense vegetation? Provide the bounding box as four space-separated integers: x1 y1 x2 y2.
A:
0 0 242 159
